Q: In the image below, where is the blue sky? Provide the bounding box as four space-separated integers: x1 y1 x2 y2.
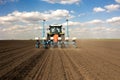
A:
0 0 120 39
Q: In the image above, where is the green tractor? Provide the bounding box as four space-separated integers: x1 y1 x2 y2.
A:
47 25 65 48
47 25 65 41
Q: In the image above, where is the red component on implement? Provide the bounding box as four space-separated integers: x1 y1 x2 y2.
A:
53 34 58 42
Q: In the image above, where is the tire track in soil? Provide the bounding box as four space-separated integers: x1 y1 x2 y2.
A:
65 49 98 80
82 48 120 80
0 46 33 60
45 51 54 80
58 50 68 80
73 49 100 80
0 49 46 80
0 46 33 65
85 46 120 68
36 50 54 80
32 50 51 80
59 50 77 80
60 49 86 80
0 49 37 77
49 49 68 80
24 49 66 80
0 48 38 77
67 48 120 80
36 49 86 80
24 49 54 80
0 45 32 54
38 49 68 80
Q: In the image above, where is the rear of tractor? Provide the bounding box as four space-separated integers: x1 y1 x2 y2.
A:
47 25 65 48
35 20 77 48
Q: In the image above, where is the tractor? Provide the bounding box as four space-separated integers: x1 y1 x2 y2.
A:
47 24 65 48
35 19 77 48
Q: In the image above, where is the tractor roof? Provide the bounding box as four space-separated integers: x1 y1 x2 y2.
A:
49 24 62 27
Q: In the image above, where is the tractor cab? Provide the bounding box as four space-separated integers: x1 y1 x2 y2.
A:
47 24 64 40
49 25 62 34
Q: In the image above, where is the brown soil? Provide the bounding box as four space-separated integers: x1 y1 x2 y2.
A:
0 40 120 80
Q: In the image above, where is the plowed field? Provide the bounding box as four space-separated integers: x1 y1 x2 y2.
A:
0 40 120 80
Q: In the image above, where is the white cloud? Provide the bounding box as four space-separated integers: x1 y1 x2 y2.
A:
2 26 18 32
75 28 89 32
1 9 120 39
93 4 120 13
70 26 120 38
86 19 104 24
0 15 17 22
63 21 82 26
115 0 120 3
0 9 71 25
2 25 30 32
75 27 119 33
106 16 120 23
63 19 104 27
62 18 119 38
42 0 80 4
62 19 104 28
104 4 120 12
93 7 105 12
106 16 120 26
49 9 69 19
0 9 72 39
92 27 120 33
